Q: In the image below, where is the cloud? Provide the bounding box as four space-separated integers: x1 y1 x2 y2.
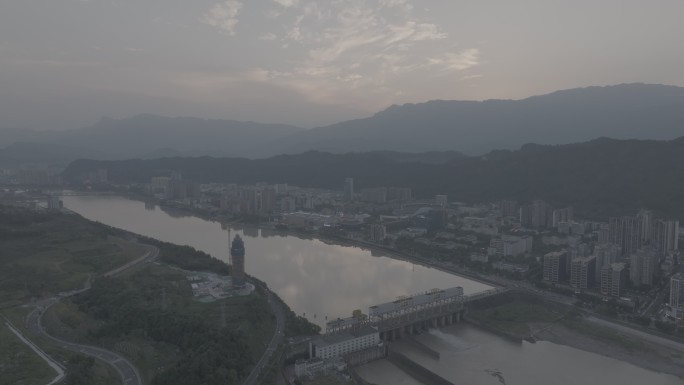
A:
429 49 481 71
462 74 483 80
259 33 278 41
189 1 483 111
377 0 413 12
273 0 299 7
202 1 243 36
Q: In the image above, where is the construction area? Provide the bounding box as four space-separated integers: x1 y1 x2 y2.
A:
187 272 254 302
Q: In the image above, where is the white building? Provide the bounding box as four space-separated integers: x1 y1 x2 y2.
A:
489 235 533 257
670 273 684 320
309 326 380 360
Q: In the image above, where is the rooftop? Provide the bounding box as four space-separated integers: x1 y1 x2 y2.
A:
311 325 378 348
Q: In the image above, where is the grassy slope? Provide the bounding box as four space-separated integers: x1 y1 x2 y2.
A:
0 207 145 384
0 210 145 304
0 322 55 385
43 263 275 383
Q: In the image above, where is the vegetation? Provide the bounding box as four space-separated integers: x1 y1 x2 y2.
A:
45 259 273 384
469 299 570 336
0 205 318 385
0 322 55 385
63 355 96 385
145 239 230 275
65 137 684 219
0 204 144 303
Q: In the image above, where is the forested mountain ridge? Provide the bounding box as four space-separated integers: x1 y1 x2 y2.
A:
64 136 684 219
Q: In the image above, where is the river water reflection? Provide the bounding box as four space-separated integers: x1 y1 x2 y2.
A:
62 196 490 328
62 196 682 385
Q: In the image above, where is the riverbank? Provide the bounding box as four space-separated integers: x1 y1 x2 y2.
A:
532 321 684 379
467 293 684 380
141 196 504 290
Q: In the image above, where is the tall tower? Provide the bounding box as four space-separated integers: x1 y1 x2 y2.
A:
231 234 246 287
344 177 354 202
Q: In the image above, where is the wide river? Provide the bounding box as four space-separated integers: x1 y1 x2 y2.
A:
62 196 682 385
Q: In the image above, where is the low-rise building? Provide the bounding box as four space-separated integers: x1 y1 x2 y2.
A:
492 262 529 274
370 224 387 242
309 326 380 360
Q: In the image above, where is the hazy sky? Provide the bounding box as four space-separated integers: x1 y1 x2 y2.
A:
1 0 683 130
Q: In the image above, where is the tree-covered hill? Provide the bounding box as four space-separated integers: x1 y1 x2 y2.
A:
63 137 684 219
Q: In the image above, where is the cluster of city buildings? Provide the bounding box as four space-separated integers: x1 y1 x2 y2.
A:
541 210 679 300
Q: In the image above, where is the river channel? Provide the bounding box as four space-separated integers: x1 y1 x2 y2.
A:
62 195 682 385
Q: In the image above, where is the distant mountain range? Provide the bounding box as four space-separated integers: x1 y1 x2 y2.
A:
3 83 684 165
64 136 684 219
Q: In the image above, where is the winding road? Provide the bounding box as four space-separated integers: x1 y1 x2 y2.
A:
1 314 65 385
24 243 158 385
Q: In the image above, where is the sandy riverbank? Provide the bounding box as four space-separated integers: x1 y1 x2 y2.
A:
531 322 684 379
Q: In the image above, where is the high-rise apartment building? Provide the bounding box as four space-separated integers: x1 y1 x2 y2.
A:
387 187 412 202
601 263 627 297
499 200 519 218
608 216 642 256
593 244 621 283
653 219 679 255
344 177 354 201
670 273 684 319
597 224 610 245
637 209 653 244
360 187 388 204
570 256 596 289
520 200 552 228
552 207 574 228
543 251 568 284
629 248 658 287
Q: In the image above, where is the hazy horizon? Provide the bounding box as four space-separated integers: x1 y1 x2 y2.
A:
5 82 675 132
2 1 683 131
